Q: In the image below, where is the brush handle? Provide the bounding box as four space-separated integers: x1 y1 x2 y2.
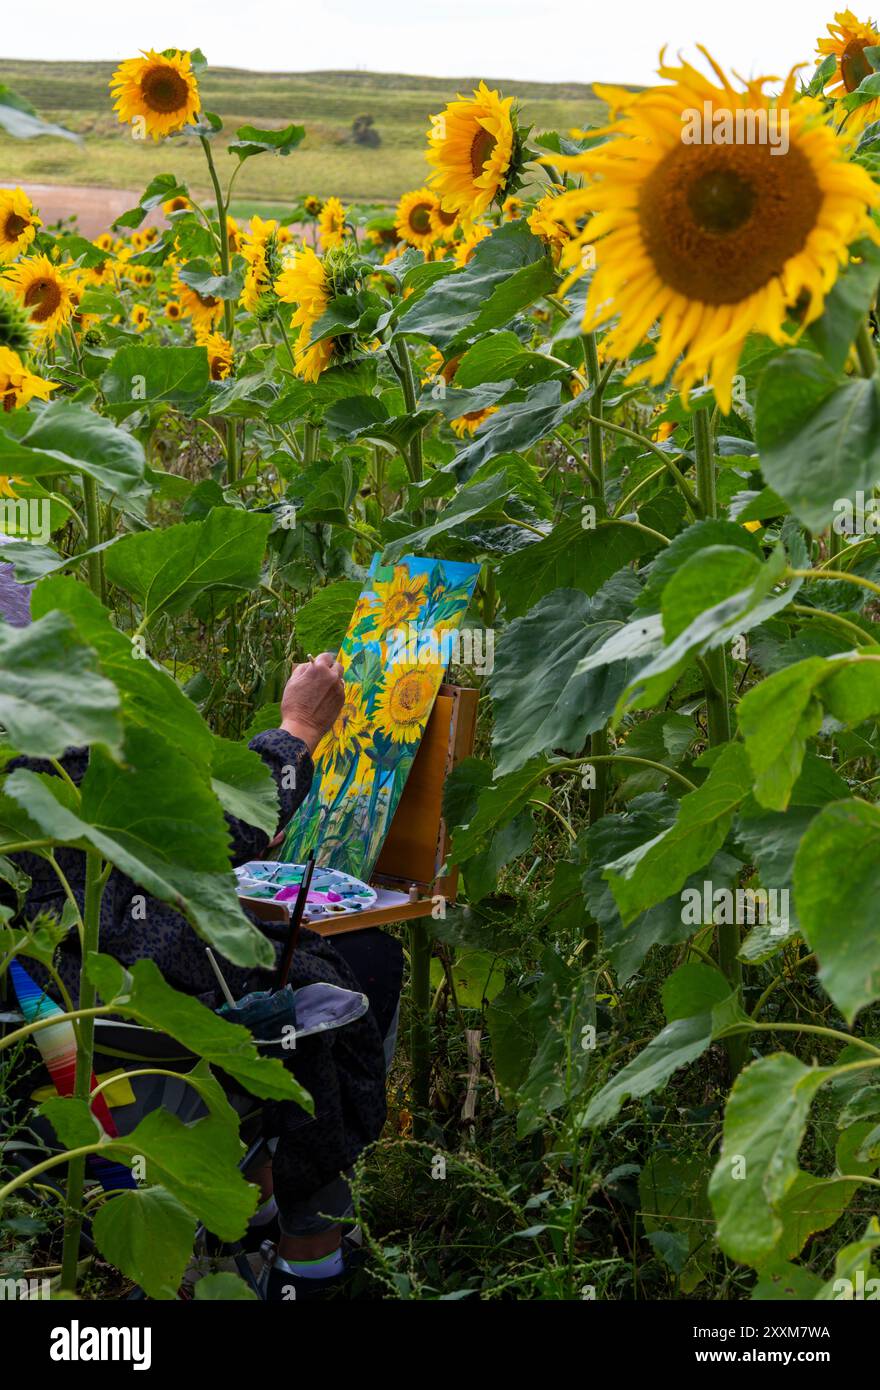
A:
274 852 316 990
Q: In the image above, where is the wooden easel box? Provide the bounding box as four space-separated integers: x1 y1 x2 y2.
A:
239 684 478 938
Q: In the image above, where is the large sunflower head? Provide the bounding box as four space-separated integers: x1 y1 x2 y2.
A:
371 566 429 633
109 49 201 141
550 50 880 413
0 189 41 264
817 10 880 127
0 346 57 413
5 254 77 341
275 245 335 381
426 81 518 219
395 188 440 251
319 197 348 251
373 663 440 744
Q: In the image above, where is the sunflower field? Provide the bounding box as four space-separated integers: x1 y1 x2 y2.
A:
6 21 880 1309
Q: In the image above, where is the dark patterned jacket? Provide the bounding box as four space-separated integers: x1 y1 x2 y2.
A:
2 731 391 1205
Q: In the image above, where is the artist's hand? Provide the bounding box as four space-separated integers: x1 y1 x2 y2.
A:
280 652 345 753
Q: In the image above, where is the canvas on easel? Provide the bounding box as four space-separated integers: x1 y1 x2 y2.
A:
280 554 480 879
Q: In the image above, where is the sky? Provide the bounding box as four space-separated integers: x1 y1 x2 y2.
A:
2 0 851 85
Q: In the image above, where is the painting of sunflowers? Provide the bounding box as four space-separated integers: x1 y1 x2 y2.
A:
282 556 479 876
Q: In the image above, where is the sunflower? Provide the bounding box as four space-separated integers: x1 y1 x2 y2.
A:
426 82 517 219
241 254 273 314
85 254 118 288
0 189 41 263
164 299 183 320
429 202 460 243
527 189 571 259
200 331 234 380
420 346 460 387
94 232 115 253
350 593 379 634
131 303 150 332
5 254 76 340
162 194 191 216
370 566 429 632
0 346 57 413
453 223 491 266
315 683 372 763
395 188 439 250
549 50 880 413
817 10 880 130
174 275 223 331
374 664 440 743
502 194 524 220
304 195 323 217
451 405 499 437
109 49 201 141
319 196 348 250
226 215 241 254
239 216 279 311
275 245 334 381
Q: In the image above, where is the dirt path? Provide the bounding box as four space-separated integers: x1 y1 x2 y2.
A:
1 183 163 238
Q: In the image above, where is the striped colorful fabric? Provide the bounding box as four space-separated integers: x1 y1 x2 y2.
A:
10 959 136 1191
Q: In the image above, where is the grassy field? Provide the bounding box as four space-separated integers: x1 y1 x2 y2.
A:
0 59 604 208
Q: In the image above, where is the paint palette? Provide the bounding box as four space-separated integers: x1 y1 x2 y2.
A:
234 861 377 920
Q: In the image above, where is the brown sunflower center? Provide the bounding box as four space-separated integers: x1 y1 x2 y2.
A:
470 126 496 179
841 39 873 93
141 65 190 115
392 673 428 715
437 207 457 227
385 594 413 624
197 292 219 309
24 277 62 322
4 213 28 241
408 203 433 233
638 138 823 305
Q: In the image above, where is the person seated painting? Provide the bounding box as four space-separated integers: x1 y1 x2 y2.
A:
0 568 403 1299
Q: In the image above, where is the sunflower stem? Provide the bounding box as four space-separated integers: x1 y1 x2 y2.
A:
582 332 606 517
692 406 744 1077
199 134 239 486
60 851 104 1294
394 336 423 485
80 473 105 602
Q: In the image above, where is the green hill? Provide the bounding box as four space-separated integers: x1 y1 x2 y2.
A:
0 59 604 208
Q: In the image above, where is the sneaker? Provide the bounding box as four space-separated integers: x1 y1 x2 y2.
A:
261 1241 366 1302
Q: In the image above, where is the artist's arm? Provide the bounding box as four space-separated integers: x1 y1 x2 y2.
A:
227 652 344 865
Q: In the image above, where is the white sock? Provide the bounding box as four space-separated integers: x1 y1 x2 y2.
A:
274 1247 345 1280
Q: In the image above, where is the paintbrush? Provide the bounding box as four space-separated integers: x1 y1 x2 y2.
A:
274 850 316 991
